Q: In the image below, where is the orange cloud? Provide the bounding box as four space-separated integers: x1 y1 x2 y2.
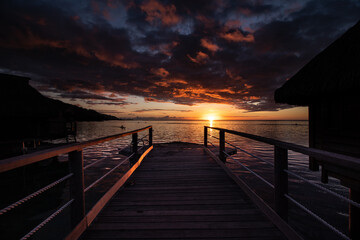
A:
151 41 178 56
144 97 168 103
225 19 241 29
220 29 254 42
226 69 243 81
1 27 138 69
200 38 220 52
154 78 187 87
140 0 180 26
151 67 169 77
94 51 139 69
187 51 209 64
196 15 215 28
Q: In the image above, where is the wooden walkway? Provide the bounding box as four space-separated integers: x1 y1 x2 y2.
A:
83 143 285 239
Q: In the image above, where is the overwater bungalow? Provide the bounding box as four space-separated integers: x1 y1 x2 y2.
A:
275 20 360 237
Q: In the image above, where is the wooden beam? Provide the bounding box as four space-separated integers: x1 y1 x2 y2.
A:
274 146 288 221
149 127 153 146
219 130 225 162
350 188 360 239
69 150 85 228
204 126 208 148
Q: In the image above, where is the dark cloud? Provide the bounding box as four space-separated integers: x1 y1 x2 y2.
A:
133 108 193 112
0 0 359 112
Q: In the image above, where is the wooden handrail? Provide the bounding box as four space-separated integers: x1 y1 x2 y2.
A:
0 126 152 173
205 126 360 239
206 126 360 172
1 126 153 239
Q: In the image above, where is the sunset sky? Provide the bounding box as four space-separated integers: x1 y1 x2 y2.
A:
1 0 359 120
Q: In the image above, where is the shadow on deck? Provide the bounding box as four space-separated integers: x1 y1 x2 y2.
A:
82 143 285 239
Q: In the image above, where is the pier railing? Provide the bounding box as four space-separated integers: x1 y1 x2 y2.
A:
204 126 360 240
0 126 153 240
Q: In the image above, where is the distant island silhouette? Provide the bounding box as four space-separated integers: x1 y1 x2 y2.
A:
0 73 119 157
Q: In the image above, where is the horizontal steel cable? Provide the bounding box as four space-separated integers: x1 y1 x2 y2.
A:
209 134 274 167
208 134 219 140
223 151 274 189
139 134 149 140
284 169 360 209
226 140 274 167
84 153 134 193
85 142 132 170
285 194 350 240
0 173 73 215
207 140 217 148
20 199 74 240
84 156 107 170
210 132 360 207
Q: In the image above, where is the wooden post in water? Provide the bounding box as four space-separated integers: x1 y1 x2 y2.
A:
131 133 138 165
149 127 152 146
274 146 288 221
219 130 226 162
69 150 85 227
204 126 208 148
350 188 360 239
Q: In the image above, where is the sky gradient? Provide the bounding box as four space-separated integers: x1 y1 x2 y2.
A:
1 0 359 120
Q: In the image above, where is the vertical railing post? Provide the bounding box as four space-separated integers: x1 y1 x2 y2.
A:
149 127 153 146
349 188 360 239
204 126 208 148
274 146 288 221
131 133 138 165
219 130 226 162
69 150 85 227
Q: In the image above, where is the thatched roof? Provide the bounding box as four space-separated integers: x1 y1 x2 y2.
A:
275 20 360 106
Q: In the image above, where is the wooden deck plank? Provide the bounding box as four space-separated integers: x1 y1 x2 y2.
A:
84 229 283 239
82 143 285 240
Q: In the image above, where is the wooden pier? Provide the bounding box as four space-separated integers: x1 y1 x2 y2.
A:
83 142 285 239
2 125 360 239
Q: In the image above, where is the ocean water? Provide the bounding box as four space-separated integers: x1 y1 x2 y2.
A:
76 120 349 239
76 120 309 146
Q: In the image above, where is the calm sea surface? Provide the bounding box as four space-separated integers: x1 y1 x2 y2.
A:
73 120 349 239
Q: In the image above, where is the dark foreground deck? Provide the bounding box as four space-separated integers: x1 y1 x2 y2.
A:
83 143 285 239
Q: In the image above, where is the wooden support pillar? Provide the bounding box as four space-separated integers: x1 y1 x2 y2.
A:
219 130 226 162
308 104 319 171
69 150 85 228
349 188 360 239
274 146 288 221
204 126 208 148
321 165 328 184
131 133 138 165
149 127 152 146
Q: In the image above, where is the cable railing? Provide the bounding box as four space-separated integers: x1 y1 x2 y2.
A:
84 154 133 193
0 126 153 240
204 126 360 240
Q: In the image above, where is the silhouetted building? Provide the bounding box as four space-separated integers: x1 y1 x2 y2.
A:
275 20 360 237
275 20 360 160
